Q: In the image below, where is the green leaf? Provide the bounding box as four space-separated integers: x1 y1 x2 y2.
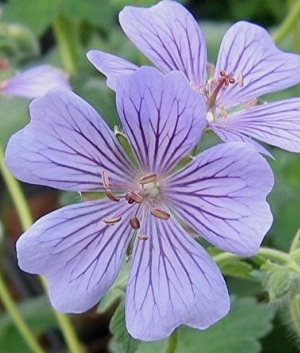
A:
219 260 253 278
109 301 140 353
176 297 276 353
129 297 275 353
61 0 114 30
290 229 300 253
2 0 58 36
97 261 129 314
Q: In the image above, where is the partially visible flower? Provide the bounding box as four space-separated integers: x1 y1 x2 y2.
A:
0 65 71 99
5 67 273 340
87 0 300 154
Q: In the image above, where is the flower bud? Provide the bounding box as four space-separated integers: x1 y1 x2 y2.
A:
266 268 299 304
289 294 300 339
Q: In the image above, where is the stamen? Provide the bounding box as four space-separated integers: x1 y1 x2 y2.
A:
125 192 143 204
238 72 244 87
150 208 170 220
102 171 110 189
245 98 258 109
130 217 140 229
103 216 122 225
139 173 157 185
209 70 236 109
220 106 228 118
106 189 120 202
206 111 214 122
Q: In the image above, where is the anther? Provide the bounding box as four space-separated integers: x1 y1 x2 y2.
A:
126 192 143 204
238 72 244 87
150 208 170 220
102 171 110 189
139 173 157 185
220 106 228 118
106 189 120 202
102 216 122 225
130 217 140 229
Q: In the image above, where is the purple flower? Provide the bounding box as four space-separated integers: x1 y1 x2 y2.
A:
0 65 71 99
5 67 273 340
87 0 300 154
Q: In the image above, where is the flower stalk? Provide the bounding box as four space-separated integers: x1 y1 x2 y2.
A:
53 15 80 75
272 0 300 43
164 329 178 353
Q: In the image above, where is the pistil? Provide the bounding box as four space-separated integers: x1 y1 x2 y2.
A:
208 70 236 109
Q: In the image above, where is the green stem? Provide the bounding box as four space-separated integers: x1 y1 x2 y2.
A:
0 145 84 353
273 0 300 43
43 278 84 353
0 272 44 353
53 15 80 75
213 247 290 266
258 247 290 264
164 329 178 353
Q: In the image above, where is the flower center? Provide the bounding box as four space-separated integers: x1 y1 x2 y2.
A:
205 69 245 123
101 171 170 240
208 70 236 109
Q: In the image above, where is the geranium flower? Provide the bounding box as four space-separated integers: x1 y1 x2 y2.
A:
5 67 273 340
0 65 71 99
87 0 300 154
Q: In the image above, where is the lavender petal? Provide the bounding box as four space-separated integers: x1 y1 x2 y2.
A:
116 67 206 174
119 0 207 88
1 65 71 99
210 123 274 157
17 199 133 313
86 50 139 90
5 88 135 191
166 142 274 256
126 216 229 340
214 21 300 107
214 98 300 152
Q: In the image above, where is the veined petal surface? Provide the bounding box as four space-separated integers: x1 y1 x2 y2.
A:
1 65 71 99
214 21 300 107
87 51 139 90
166 142 274 256
119 0 207 88
210 123 274 157
5 88 135 191
17 199 133 313
214 98 300 152
116 67 206 174
126 215 229 341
